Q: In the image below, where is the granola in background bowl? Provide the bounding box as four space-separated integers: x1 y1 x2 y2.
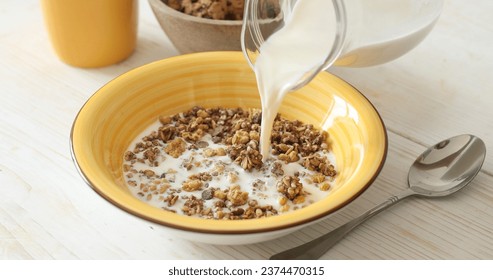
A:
148 0 282 53
167 0 245 20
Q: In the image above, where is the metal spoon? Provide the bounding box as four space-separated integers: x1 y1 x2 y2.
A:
270 134 486 260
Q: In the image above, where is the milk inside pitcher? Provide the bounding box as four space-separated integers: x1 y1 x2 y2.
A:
242 0 444 89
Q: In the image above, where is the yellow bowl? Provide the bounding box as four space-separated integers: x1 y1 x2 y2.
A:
70 51 387 244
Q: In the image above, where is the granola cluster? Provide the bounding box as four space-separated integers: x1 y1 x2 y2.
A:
166 0 280 20
167 0 244 20
123 106 337 220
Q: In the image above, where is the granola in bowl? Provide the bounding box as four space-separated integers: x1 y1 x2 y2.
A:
167 0 245 20
123 106 337 220
166 0 280 21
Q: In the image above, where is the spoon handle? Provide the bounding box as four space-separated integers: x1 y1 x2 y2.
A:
270 191 414 260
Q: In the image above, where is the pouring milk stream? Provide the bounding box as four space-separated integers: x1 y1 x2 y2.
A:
241 0 444 160
252 0 335 159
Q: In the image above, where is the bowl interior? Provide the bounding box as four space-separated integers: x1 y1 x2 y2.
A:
71 51 387 234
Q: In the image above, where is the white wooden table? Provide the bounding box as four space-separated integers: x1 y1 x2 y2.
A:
1 0 492 260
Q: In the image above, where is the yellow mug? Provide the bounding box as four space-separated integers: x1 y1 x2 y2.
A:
41 0 138 68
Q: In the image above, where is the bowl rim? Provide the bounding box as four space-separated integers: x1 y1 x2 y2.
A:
70 51 388 235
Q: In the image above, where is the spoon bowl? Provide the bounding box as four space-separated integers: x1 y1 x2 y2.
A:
271 134 486 259
408 134 486 197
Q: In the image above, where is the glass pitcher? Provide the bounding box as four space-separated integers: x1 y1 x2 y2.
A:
241 0 444 90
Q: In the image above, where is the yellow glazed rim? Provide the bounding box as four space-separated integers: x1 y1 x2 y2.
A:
70 51 387 234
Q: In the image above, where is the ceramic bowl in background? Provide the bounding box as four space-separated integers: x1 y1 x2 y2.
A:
70 51 387 244
148 0 281 53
